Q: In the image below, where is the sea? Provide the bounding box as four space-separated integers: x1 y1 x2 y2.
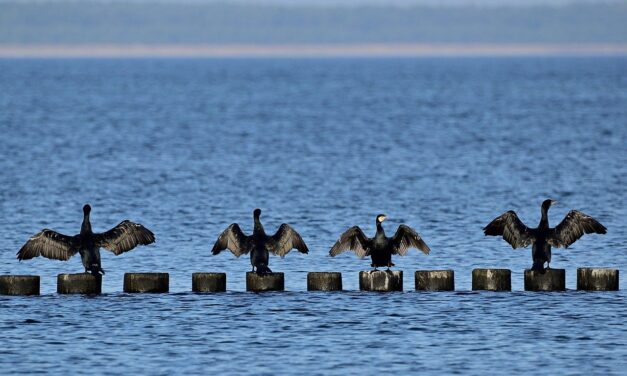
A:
0 57 625 374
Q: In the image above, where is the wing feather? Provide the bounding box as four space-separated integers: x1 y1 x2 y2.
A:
94 220 155 255
17 229 78 261
267 224 309 257
390 224 430 256
547 210 607 248
483 211 535 249
329 226 370 258
211 223 252 257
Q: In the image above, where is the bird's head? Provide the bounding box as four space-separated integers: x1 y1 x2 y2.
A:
376 214 387 224
542 199 558 210
83 204 91 215
253 208 262 218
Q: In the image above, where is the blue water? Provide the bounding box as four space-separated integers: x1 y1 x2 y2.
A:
0 58 626 374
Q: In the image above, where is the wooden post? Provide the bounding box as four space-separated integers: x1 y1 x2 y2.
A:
124 273 169 293
359 270 403 292
415 270 454 291
192 272 226 293
472 269 511 291
307 272 342 291
246 272 284 292
0 275 40 296
577 268 619 291
524 269 566 291
57 273 102 294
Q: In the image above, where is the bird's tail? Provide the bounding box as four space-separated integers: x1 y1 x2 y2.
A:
256 265 272 275
531 261 546 274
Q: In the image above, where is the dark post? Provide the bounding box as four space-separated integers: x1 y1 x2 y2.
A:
577 268 619 291
57 273 102 294
359 270 403 292
307 272 342 291
246 272 284 292
192 272 227 293
124 273 169 293
524 269 566 291
415 270 455 291
0 275 40 296
472 269 511 291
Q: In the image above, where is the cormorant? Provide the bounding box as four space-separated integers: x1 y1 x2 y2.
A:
483 199 607 272
17 204 155 275
329 214 430 270
211 209 309 274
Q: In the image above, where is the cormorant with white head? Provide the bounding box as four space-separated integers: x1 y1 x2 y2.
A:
329 214 430 270
17 204 155 275
211 209 309 274
483 199 606 272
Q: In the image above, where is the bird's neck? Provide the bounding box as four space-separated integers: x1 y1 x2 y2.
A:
253 216 264 235
81 214 92 234
376 221 385 237
539 207 550 229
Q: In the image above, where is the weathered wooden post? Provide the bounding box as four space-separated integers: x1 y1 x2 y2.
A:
524 269 566 291
192 272 226 293
0 275 40 296
57 273 101 294
472 269 511 291
415 270 454 291
359 270 403 292
124 273 169 293
246 272 284 292
577 268 619 291
307 272 342 291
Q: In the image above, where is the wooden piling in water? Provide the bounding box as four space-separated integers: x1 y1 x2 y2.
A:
307 272 342 291
0 275 40 296
246 272 284 292
472 269 511 291
359 270 403 292
415 270 455 291
192 272 226 293
524 269 565 291
124 273 169 293
577 268 619 291
57 273 102 294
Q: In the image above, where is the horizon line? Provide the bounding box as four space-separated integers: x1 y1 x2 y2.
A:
1 43 627 58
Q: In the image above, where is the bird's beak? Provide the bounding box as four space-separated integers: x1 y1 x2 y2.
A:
551 200 558 206
381 215 387 222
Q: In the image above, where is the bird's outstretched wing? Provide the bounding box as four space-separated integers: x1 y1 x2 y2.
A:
211 223 252 257
547 210 607 248
329 226 370 258
17 229 79 261
267 224 309 257
94 220 155 255
483 210 535 249
390 224 431 256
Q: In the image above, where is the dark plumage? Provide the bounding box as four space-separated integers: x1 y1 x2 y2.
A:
211 209 309 274
329 214 430 270
483 199 607 272
17 204 155 275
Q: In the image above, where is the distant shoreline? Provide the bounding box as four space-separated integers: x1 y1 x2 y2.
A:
2 44 627 58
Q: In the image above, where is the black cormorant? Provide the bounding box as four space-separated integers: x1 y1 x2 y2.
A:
17 204 155 275
329 214 430 270
211 209 309 274
483 199 607 272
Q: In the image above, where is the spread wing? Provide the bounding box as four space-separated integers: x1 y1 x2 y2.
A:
329 226 370 258
211 223 252 257
267 224 309 257
17 229 79 261
547 210 607 248
390 224 431 256
94 220 155 255
483 210 535 249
